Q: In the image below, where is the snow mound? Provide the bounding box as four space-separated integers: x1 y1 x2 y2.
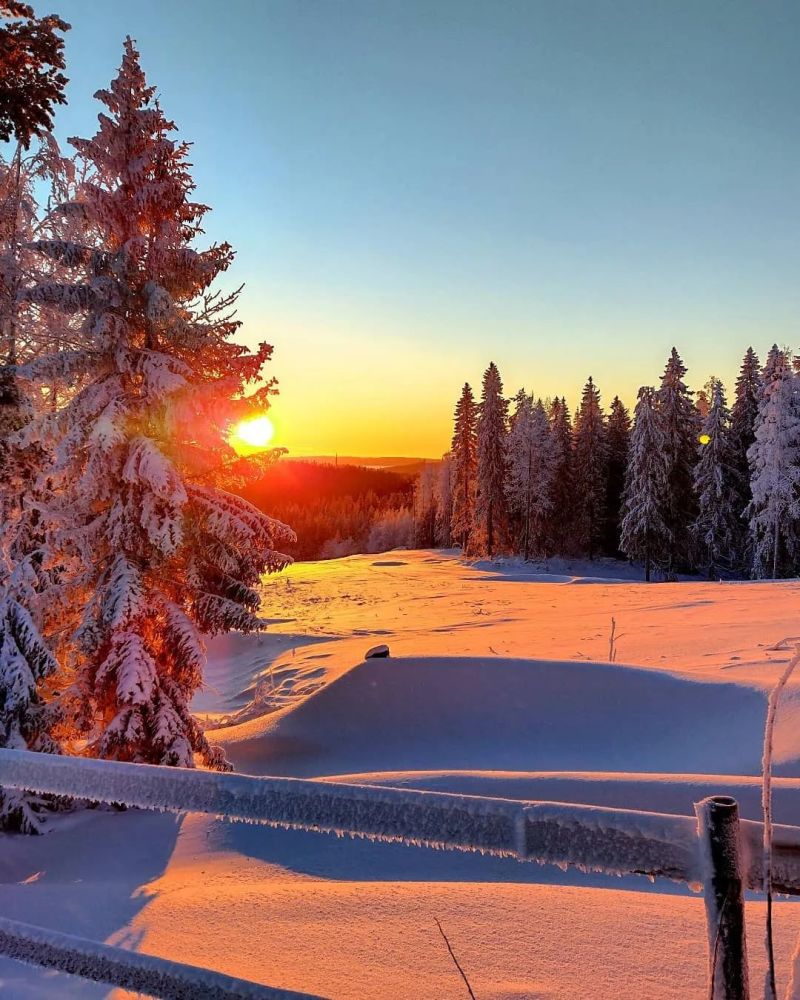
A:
221 656 769 778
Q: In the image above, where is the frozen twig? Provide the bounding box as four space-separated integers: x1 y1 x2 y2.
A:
767 637 800 652
434 918 476 1000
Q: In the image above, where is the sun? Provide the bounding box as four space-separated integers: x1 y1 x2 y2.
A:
230 414 275 454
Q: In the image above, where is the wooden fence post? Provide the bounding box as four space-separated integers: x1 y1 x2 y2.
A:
695 796 749 1000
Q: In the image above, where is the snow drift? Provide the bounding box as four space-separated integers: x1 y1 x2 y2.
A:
220 655 769 778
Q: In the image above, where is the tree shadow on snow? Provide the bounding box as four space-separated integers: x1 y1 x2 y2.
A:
0 808 183 998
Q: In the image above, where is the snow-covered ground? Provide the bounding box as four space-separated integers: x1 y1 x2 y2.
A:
3 549 800 998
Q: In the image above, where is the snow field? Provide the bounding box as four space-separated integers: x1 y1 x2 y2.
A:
5 551 800 998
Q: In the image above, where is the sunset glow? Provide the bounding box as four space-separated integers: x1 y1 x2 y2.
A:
229 414 275 454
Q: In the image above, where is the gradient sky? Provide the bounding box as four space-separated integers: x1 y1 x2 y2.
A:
42 1 800 456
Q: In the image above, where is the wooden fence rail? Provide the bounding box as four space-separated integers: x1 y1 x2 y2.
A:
2 748 797 998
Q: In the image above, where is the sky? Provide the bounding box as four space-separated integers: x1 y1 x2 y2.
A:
40 1 800 456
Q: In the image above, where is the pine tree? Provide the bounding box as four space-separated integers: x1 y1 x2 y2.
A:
506 392 554 560
547 396 574 555
434 453 453 548
747 346 800 579
655 348 700 575
692 379 739 577
506 390 534 559
729 347 761 569
413 463 437 548
473 362 509 557
0 574 60 831
573 376 607 559
0 434 62 832
21 40 294 769
0 2 69 428
450 382 477 550
0 138 76 436
604 395 631 556
0 5 75 829
620 386 670 581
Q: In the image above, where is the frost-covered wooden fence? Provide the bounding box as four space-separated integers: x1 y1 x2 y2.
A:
3 748 799 998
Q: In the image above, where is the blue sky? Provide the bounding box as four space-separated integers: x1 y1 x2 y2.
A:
42 1 800 454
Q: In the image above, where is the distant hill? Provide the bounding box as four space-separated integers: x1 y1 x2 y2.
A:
296 455 439 475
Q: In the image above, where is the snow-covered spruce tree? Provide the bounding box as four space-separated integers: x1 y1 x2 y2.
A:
604 395 631 556
692 378 740 578
573 376 607 560
506 391 554 560
0 9 77 829
506 390 534 559
450 382 477 551
0 511 61 831
0 1 69 431
547 396 575 556
747 346 800 580
473 362 509 557
0 138 78 438
22 40 294 769
655 348 700 576
729 347 761 571
413 463 438 548
620 386 670 581
433 453 453 548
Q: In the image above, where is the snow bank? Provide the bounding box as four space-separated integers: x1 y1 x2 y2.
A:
220 656 769 778
0 915 318 999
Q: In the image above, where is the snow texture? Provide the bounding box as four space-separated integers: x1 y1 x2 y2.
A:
0 915 318 999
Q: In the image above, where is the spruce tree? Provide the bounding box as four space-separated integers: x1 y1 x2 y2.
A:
434 454 453 548
729 347 761 569
573 376 607 559
0 432 63 832
0 2 69 426
692 379 739 577
0 3 75 829
547 396 574 555
747 346 800 579
655 348 700 575
506 390 534 559
506 393 554 560
604 395 631 556
450 382 477 551
474 361 509 557
21 40 293 768
413 464 437 548
620 386 670 581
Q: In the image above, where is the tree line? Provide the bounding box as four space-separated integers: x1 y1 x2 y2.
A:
415 345 799 581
